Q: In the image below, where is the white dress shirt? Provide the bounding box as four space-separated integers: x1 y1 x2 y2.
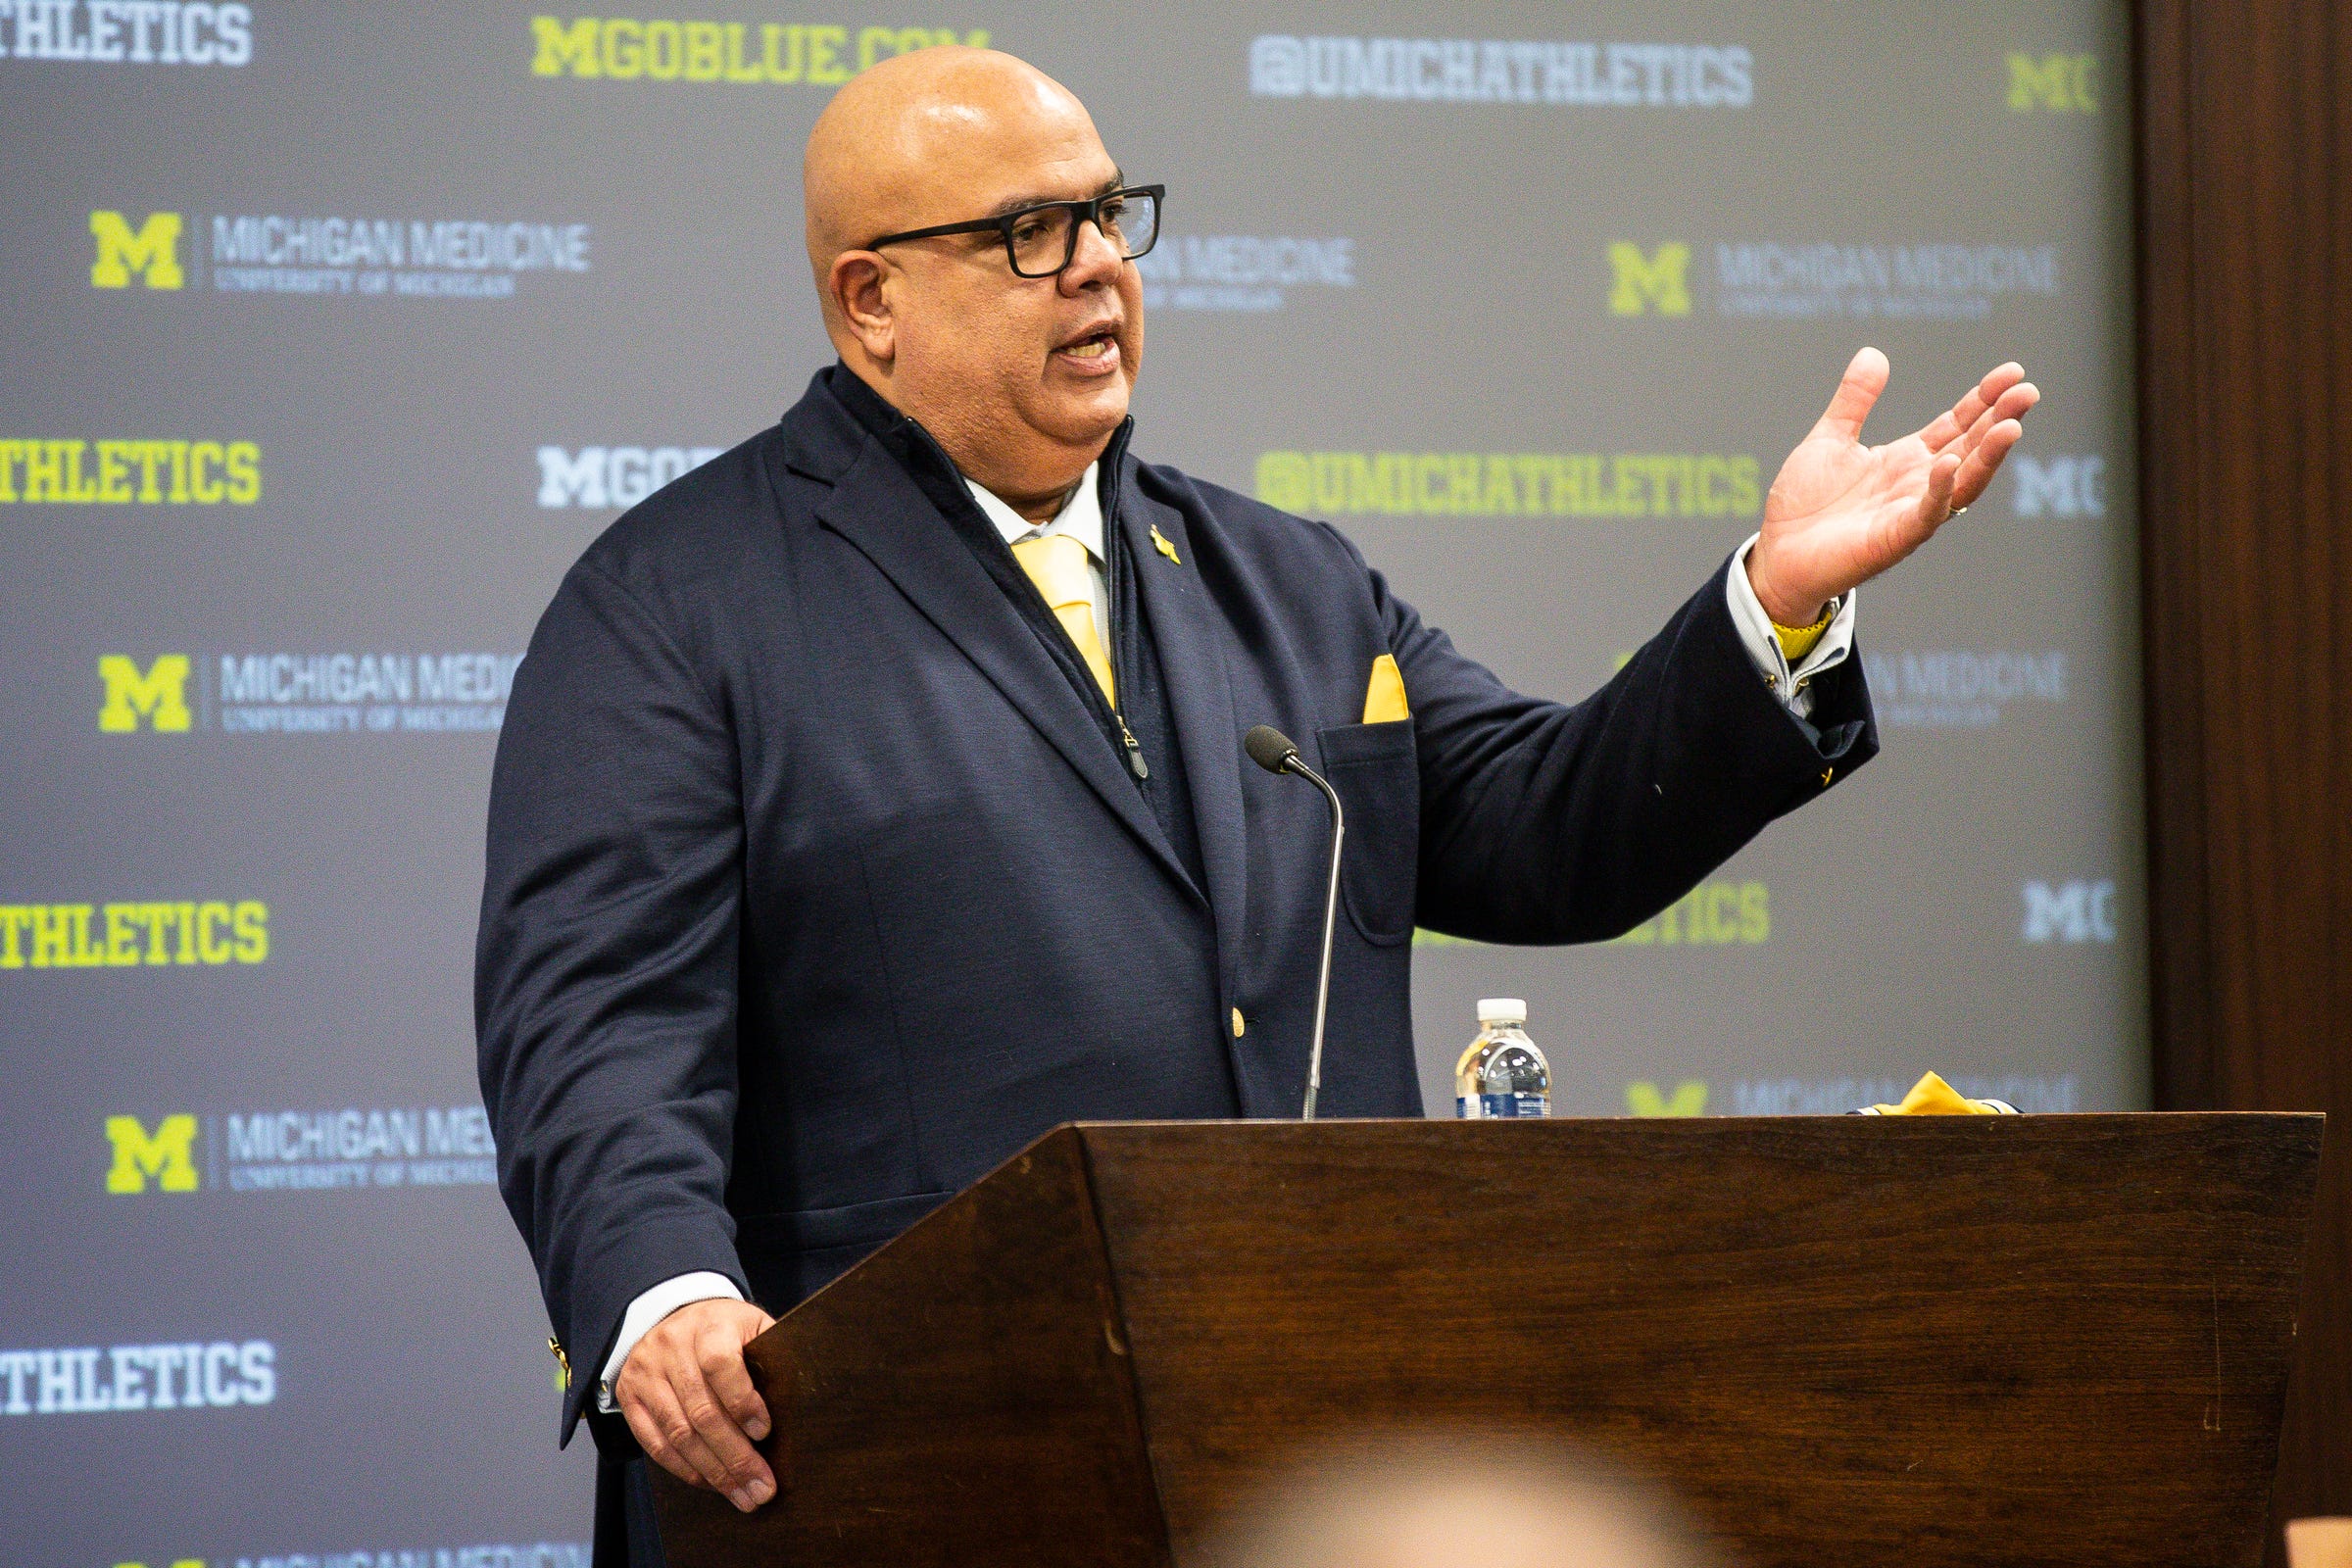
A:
1723 531 1856 720
594 517 1852 1410
964 459 1108 625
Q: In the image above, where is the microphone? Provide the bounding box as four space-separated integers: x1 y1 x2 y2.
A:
1245 724 1346 1120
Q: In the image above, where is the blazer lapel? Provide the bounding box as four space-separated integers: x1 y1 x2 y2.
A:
812 439 1198 900
1119 473 1250 998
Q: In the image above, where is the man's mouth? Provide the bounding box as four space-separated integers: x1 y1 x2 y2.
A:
1054 324 1122 368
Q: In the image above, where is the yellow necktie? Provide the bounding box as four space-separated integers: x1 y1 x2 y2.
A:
1009 534 1114 706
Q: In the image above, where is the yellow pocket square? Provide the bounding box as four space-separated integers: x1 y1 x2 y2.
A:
1861 1070 2017 1116
1362 654 1409 724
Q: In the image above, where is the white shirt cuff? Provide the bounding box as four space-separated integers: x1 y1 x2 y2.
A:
595 1271 744 1414
1724 533 1857 720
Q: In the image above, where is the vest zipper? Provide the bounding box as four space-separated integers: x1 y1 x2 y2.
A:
1102 470 1149 782
1117 712 1150 779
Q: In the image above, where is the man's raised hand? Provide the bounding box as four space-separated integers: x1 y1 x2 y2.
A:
614 1298 780 1513
1744 347 2040 626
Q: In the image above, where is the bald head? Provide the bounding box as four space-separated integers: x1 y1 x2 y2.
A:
805 48 1102 330
800 46 1146 521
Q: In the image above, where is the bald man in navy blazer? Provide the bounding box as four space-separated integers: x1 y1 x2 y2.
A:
474 46 2037 1567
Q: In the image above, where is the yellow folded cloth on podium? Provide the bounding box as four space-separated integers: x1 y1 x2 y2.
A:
1856 1070 2019 1116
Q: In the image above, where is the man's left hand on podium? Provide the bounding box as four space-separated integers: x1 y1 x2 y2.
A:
1745 347 2040 627
613 1298 781 1514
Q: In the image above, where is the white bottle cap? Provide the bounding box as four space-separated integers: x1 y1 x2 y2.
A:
1476 998 1527 1025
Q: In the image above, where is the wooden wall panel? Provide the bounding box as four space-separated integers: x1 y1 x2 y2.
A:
2134 0 2352 1549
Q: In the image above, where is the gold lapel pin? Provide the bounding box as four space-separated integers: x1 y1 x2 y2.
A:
1150 523 1182 564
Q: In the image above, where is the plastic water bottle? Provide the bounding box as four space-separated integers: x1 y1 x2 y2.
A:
1453 998 1550 1118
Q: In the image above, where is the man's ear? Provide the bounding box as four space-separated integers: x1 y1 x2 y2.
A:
830 252 896 364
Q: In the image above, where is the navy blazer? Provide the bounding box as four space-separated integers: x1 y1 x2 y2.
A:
475 367 1876 1459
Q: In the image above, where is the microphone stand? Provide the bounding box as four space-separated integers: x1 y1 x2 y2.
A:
1291 760 1346 1120
1242 725 1347 1121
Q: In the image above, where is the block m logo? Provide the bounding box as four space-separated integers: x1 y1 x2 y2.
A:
2012 454 2106 517
99 655 193 733
1608 242 1690 318
1627 1080 1709 1117
106 1114 200 1193
90 211 184 289
2022 879 2117 944
2007 53 2098 113
536 446 610 508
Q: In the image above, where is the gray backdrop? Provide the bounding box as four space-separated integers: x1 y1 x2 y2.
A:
0 3 2136 1562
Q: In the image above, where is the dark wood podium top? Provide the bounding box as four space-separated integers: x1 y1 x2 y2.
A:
657 1114 2323 1568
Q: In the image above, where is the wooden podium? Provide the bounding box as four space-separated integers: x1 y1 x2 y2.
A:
653 1115 2322 1567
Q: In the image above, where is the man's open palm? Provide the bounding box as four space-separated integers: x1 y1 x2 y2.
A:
1746 347 2040 625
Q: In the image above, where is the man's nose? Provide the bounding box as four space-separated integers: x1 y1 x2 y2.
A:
1058 216 1124 293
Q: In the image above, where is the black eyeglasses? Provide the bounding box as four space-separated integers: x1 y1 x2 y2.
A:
866 185 1164 279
